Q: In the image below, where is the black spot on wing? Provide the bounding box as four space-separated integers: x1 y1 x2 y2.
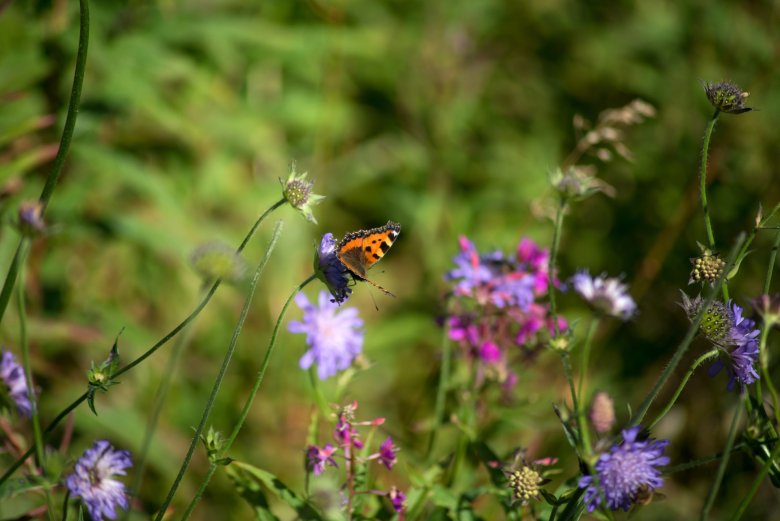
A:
380 241 390 252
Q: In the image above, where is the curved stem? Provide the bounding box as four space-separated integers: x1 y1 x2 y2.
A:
153 221 284 520
649 349 719 430
631 234 744 426
0 0 90 326
548 198 567 336
179 463 218 521
427 299 454 461
700 402 742 520
560 352 578 431
0 201 284 486
763 228 780 294
728 440 780 521
699 110 720 251
576 317 600 456
757 327 780 427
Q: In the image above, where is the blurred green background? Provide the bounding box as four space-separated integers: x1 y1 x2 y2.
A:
1 0 779 519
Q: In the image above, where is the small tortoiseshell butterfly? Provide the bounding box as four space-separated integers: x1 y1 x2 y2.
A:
337 221 401 296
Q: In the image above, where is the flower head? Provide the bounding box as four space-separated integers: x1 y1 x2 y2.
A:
190 241 248 283
0 349 32 417
689 246 726 286
289 291 364 380
314 233 352 304
578 426 669 512
388 487 406 513
66 440 132 521
377 437 399 470
507 466 544 505
703 81 752 114
281 163 325 224
17 201 46 236
571 270 636 320
589 391 616 434
306 444 338 475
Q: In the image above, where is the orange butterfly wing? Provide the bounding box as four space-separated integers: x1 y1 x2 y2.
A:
337 221 401 289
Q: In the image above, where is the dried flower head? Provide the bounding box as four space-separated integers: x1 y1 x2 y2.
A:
689 246 726 285
507 466 544 504
703 81 752 114
550 166 615 200
281 162 325 224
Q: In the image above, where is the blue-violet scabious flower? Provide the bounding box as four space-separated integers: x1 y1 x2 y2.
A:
579 426 669 512
315 233 352 304
306 444 338 475
571 270 636 320
0 349 32 417
289 291 364 380
66 440 132 521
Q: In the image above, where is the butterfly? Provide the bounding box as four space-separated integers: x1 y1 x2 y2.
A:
337 221 401 296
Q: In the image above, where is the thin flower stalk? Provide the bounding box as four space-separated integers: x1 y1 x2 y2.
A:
699 109 720 252
577 318 600 456
180 269 317 520
728 441 780 521
427 299 454 461
631 233 744 426
0 0 90 326
0 200 285 488
757 326 780 427
649 349 719 430
154 221 283 520
548 198 567 336
700 404 742 521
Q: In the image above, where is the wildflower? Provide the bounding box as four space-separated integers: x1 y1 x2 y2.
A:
0 349 32 417
17 201 46 236
189 241 248 283
66 440 132 521
571 270 636 320
446 237 498 295
579 426 669 512
550 166 615 200
703 81 752 114
377 437 399 470
289 291 364 380
314 233 352 304
507 466 544 504
280 163 325 224
306 444 338 475
478 341 502 364
334 415 364 450
387 487 406 513
589 391 616 434
681 295 761 390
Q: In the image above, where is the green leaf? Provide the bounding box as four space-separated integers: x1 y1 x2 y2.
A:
225 461 324 520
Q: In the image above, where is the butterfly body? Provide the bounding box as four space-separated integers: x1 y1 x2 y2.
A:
337 221 401 295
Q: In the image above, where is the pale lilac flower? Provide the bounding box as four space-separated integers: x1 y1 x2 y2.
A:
571 270 636 320
66 440 132 521
579 426 669 512
0 349 32 417
306 444 338 475
446 237 496 294
315 233 352 304
289 291 364 380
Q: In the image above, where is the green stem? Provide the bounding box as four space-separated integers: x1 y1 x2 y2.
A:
560 351 579 437
153 221 283 520
308 365 331 417
763 228 780 294
699 110 719 251
0 201 284 486
0 0 90 326
757 327 780 427
700 402 742 520
664 443 747 475
548 198 567 336
576 317 599 456
124 305 199 520
176 274 314 521
427 299 454 461
17 258 54 519
60 490 70 521
727 440 780 521
649 349 719 430
631 234 745 426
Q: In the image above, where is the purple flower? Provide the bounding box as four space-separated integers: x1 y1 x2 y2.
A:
578 426 669 512
1 349 32 417
478 341 502 364
315 233 352 304
377 437 399 470
334 416 364 450
388 487 406 513
289 291 364 380
66 440 132 521
571 270 636 320
487 273 535 309
306 444 338 475
708 301 761 391
447 315 479 346
446 237 496 294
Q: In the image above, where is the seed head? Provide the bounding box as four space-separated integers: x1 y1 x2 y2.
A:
507 466 544 504
703 81 752 114
689 247 726 285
